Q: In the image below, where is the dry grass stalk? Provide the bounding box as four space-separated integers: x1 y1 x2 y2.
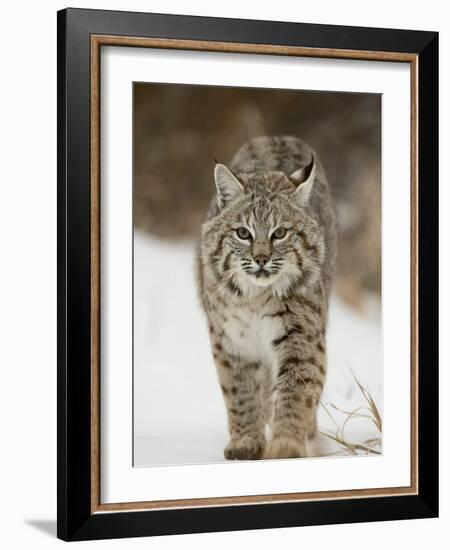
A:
319 370 382 456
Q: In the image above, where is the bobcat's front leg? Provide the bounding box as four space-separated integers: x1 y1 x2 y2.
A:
265 319 326 459
213 343 265 460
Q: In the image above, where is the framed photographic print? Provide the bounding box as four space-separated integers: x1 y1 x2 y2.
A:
57 8 438 541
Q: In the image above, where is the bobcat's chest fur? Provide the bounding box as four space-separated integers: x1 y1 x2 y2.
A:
219 295 283 365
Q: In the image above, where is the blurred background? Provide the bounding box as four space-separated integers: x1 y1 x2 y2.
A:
134 83 381 307
133 83 382 466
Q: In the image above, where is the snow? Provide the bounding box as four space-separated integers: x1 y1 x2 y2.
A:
133 231 381 466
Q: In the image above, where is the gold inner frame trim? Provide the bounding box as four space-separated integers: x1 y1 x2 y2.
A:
90 34 419 514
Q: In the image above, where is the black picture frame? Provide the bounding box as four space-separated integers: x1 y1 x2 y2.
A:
57 7 438 541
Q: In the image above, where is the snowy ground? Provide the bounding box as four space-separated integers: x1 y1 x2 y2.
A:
133 231 382 467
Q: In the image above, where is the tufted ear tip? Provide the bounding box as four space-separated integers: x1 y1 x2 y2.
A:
290 156 316 207
214 163 243 208
290 155 315 184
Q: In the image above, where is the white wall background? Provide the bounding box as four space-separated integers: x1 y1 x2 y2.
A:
0 1 446 548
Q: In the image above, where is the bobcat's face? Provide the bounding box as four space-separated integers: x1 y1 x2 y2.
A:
201 165 325 298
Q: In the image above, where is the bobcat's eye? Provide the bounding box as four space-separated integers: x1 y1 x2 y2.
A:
236 227 251 240
272 227 287 239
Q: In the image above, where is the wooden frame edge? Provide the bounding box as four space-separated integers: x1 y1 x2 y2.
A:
94 485 417 513
410 54 419 497
92 34 417 62
91 34 101 513
89 34 419 514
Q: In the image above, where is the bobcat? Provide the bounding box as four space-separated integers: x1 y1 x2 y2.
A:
196 136 337 460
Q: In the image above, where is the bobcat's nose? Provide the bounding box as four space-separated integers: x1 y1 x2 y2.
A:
254 254 269 267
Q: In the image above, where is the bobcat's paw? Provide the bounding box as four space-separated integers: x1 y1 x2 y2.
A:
264 436 307 459
224 436 265 460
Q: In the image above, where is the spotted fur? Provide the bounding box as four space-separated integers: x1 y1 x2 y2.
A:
196 136 337 460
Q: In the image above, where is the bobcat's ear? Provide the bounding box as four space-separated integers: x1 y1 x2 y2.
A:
290 156 316 207
214 163 244 208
